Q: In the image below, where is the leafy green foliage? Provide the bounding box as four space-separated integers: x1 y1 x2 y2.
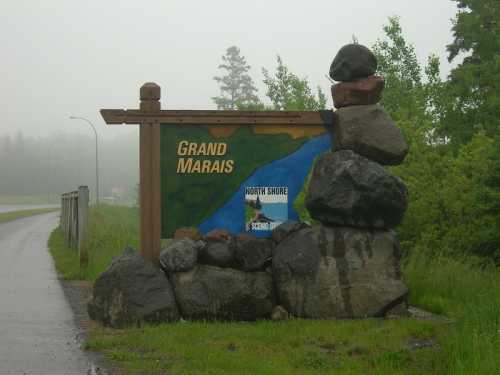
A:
262 56 327 111
395 130 500 260
372 16 500 261
445 0 500 144
372 16 452 138
212 46 260 110
372 17 424 122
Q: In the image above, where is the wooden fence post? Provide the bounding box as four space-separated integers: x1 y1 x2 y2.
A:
71 193 77 248
65 194 70 239
60 194 65 232
67 194 72 244
139 82 161 264
78 186 89 266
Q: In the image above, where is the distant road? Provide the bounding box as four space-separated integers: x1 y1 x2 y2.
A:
0 204 59 213
0 212 99 374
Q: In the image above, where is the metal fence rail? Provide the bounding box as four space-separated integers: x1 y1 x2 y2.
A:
61 186 89 266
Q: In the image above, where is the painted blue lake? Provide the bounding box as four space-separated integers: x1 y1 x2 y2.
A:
198 133 331 237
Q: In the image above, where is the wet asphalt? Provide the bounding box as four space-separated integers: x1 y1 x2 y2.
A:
0 212 100 375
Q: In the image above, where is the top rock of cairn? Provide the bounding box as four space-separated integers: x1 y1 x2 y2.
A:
329 44 384 109
329 44 378 82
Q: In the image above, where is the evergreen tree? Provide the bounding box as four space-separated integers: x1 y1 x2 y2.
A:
212 46 260 110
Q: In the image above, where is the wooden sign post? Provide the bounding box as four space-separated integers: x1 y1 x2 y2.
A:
138 83 162 263
101 82 331 264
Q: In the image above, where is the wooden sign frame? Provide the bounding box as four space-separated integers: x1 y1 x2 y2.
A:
101 82 330 264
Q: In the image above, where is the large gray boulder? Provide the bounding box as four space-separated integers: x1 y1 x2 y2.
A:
233 234 273 271
272 225 408 319
159 238 203 273
333 105 409 165
329 44 378 82
306 150 408 229
88 246 180 327
170 265 273 320
271 220 310 244
199 240 234 268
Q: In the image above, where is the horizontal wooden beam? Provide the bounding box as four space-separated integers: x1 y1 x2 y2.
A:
100 109 330 126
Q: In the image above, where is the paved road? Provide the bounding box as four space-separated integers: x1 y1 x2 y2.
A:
0 204 59 214
0 212 99 374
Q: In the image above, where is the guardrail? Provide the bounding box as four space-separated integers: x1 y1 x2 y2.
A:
61 186 89 266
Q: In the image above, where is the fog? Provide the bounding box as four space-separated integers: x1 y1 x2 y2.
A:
0 0 459 200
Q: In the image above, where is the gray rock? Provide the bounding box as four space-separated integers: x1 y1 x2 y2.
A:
272 225 408 319
333 105 409 165
271 305 289 321
88 246 179 327
329 44 377 82
170 265 273 320
233 234 273 271
159 238 202 273
385 301 410 318
306 150 408 229
271 220 310 244
199 240 234 267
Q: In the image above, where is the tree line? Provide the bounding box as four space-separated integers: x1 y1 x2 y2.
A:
0 131 139 204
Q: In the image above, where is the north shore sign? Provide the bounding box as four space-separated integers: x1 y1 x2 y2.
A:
100 82 333 262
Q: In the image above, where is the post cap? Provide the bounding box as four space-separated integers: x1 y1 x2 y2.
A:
140 82 161 101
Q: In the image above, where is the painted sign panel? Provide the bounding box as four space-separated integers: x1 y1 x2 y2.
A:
160 114 332 238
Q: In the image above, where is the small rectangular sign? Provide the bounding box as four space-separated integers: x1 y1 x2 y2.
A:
160 115 332 238
245 186 288 232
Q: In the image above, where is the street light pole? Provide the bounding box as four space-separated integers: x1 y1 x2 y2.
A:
69 116 100 205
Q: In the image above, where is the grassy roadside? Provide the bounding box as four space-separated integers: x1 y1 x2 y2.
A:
85 318 445 375
0 207 59 224
0 195 59 204
48 205 500 375
49 205 139 282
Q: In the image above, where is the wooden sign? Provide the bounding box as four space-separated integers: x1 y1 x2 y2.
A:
101 83 333 263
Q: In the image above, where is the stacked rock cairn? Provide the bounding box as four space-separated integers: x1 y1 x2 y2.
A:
287 43 409 318
87 44 410 327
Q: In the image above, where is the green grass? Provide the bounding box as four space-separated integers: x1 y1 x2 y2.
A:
48 225 82 280
86 318 444 375
48 205 500 374
404 254 500 375
0 207 59 224
49 204 139 282
0 195 59 204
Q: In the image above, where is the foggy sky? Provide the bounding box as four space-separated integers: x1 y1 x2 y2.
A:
1 0 459 139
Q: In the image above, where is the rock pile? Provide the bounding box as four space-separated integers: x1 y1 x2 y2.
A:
88 230 275 327
88 43 410 327
272 43 409 319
